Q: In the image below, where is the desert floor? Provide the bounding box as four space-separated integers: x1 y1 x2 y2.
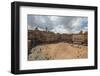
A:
28 42 88 61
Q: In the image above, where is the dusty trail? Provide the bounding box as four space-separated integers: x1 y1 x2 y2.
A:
28 42 88 61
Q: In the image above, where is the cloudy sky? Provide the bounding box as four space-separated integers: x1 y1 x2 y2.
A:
28 15 88 34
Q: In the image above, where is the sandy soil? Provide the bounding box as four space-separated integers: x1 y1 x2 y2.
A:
28 42 88 61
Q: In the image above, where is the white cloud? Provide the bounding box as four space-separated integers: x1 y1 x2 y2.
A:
49 16 59 21
51 25 69 34
28 25 34 30
71 18 82 33
82 26 88 32
72 18 82 28
28 15 88 34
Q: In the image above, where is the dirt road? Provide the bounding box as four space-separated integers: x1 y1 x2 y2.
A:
28 42 88 61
